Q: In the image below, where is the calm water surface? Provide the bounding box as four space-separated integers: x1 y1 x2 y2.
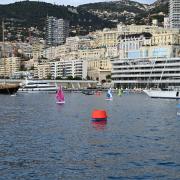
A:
0 92 180 180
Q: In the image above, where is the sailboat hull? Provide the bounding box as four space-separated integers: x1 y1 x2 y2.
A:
0 85 20 95
143 90 180 99
56 101 65 104
105 98 113 101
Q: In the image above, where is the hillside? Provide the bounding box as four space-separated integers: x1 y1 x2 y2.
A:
79 0 169 25
0 0 169 41
0 1 115 41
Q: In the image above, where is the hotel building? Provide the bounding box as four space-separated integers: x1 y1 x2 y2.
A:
111 31 180 89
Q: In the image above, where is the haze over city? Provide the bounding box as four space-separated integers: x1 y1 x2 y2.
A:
0 0 156 6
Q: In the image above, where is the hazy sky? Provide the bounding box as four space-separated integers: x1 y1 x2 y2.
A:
0 0 156 6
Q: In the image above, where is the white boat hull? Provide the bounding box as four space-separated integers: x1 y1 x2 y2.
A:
143 90 180 99
105 98 113 101
19 87 57 92
56 101 65 104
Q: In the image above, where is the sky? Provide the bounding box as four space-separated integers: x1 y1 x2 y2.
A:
0 0 156 7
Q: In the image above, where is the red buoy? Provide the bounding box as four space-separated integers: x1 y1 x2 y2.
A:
91 109 107 121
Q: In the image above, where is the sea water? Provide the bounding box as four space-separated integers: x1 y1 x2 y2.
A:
0 92 180 179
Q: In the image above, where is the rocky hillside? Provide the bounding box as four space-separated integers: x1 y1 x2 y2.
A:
0 1 114 40
79 0 169 25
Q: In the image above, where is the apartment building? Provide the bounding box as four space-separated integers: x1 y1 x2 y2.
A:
91 28 118 48
45 16 69 46
0 57 21 77
32 41 45 60
37 64 51 79
169 0 180 29
49 59 87 79
78 48 106 60
117 32 152 59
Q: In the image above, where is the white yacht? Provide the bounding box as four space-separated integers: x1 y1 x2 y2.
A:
19 79 58 92
143 89 180 99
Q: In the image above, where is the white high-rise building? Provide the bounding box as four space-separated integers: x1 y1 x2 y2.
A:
169 0 180 29
45 16 69 46
49 59 87 79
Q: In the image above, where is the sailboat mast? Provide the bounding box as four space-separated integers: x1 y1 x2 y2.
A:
2 20 6 83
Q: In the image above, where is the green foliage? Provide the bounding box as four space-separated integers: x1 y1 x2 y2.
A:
46 74 52 80
66 76 74 80
0 0 169 40
73 76 82 80
106 74 111 79
101 79 106 84
55 76 62 80
29 66 34 70
0 1 115 40
86 75 91 80
19 64 27 71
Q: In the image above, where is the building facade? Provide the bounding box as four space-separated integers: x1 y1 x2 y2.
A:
45 16 69 47
112 57 180 89
88 58 112 82
50 59 87 80
0 57 21 78
112 29 180 88
37 64 51 79
169 0 180 29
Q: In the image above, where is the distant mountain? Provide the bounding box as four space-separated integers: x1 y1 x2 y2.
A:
0 0 169 41
0 1 114 40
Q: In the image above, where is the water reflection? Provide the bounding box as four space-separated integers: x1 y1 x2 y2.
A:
176 101 180 116
91 120 107 130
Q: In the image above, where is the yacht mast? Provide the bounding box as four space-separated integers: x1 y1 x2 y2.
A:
2 20 6 83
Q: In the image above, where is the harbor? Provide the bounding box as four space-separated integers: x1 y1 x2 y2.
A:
0 92 180 179
0 0 179 179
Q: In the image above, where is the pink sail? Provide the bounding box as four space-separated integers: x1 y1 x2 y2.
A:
56 86 65 103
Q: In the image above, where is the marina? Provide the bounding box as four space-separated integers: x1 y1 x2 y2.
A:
0 0 179 179
0 92 180 179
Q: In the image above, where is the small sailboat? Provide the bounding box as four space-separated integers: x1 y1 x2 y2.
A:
56 85 65 104
106 88 113 100
117 88 123 96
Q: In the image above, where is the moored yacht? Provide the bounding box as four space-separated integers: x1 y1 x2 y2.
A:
18 79 58 92
143 88 180 99
0 83 20 95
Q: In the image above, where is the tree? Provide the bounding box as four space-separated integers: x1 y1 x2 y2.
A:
19 64 27 71
66 76 74 80
46 74 52 80
55 76 62 80
30 66 34 70
86 75 91 80
73 76 82 80
101 79 106 84
106 74 111 79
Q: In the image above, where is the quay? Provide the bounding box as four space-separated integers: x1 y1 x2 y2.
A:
0 79 98 89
